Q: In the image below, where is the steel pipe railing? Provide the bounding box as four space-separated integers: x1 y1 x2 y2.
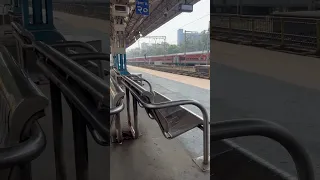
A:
0 117 46 169
33 41 109 108
210 118 314 180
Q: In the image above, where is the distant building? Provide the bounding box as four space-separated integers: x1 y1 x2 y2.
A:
177 29 184 45
177 29 202 45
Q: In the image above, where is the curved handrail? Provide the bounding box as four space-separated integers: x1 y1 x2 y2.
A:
37 60 110 139
33 41 109 107
11 21 35 41
110 102 125 115
86 124 108 146
51 41 98 52
127 76 153 94
210 118 314 180
0 122 46 169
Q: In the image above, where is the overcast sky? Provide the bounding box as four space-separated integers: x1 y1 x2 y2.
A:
128 0 210 50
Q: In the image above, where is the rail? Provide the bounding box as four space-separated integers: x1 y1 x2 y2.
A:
210 119 314 180
0 122 45 169
110 76 125 142
11 20 112 179
211 13 320 54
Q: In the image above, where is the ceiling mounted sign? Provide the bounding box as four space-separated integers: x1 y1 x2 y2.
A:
136 0 149 16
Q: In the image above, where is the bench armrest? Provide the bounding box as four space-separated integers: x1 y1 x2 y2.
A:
0 122 46 169
110 102 125 115
210 118 314 180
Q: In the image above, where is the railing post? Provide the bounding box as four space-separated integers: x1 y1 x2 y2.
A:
50 81 67 180
132 97 140 139
251 18 255 44
126 88 134 136
228 16 231 33
280 18 285 47
316 20 320 55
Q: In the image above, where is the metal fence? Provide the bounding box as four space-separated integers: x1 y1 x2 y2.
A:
211 13 320 53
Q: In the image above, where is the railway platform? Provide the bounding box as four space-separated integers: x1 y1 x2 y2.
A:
212 39 320 179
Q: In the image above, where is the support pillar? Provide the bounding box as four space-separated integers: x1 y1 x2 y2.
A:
111 3 129 75
114 53 129 75
20 0 64 43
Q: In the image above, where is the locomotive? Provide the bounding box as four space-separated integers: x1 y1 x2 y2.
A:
127 51 210 66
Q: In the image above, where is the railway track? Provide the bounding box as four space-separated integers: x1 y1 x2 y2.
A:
211 26 320 57
131 65 210 79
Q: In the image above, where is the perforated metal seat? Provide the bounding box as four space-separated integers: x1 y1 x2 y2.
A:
151 92 203 139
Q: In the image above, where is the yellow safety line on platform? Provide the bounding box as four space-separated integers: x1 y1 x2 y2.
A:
128 65 210 90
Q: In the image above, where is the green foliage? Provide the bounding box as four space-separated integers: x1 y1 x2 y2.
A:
167 44 180 54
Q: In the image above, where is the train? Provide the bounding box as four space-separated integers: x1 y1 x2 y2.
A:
127 51 210 66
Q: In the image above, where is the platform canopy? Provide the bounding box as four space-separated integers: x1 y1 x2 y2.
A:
124 0 200 46
51 0 200 47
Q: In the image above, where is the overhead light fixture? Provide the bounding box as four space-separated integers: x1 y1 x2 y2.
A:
179 4 193 12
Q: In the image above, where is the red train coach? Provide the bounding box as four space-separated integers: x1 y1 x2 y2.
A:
127 51 210 66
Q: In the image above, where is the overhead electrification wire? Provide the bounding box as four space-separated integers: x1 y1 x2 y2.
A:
180 13 210 28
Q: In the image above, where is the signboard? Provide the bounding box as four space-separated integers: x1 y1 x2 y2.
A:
136 0 149 16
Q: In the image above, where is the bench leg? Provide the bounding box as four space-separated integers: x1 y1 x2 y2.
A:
115 113 123 143
126 88 135 137
132 97 140 139
192 105 210 172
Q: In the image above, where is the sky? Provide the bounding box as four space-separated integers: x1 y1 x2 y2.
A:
127 0 210 50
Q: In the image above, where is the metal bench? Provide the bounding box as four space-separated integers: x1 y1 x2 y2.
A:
0 45 48 178
110 77 125 143
120 75 209 171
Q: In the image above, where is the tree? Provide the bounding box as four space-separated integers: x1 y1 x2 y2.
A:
167 44 180 54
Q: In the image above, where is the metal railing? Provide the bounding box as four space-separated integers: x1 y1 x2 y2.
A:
211 13 320 53
11 20 111 180
210 118 314 180
0 44 48 178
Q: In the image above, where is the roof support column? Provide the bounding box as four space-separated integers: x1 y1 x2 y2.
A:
111 3 129 75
